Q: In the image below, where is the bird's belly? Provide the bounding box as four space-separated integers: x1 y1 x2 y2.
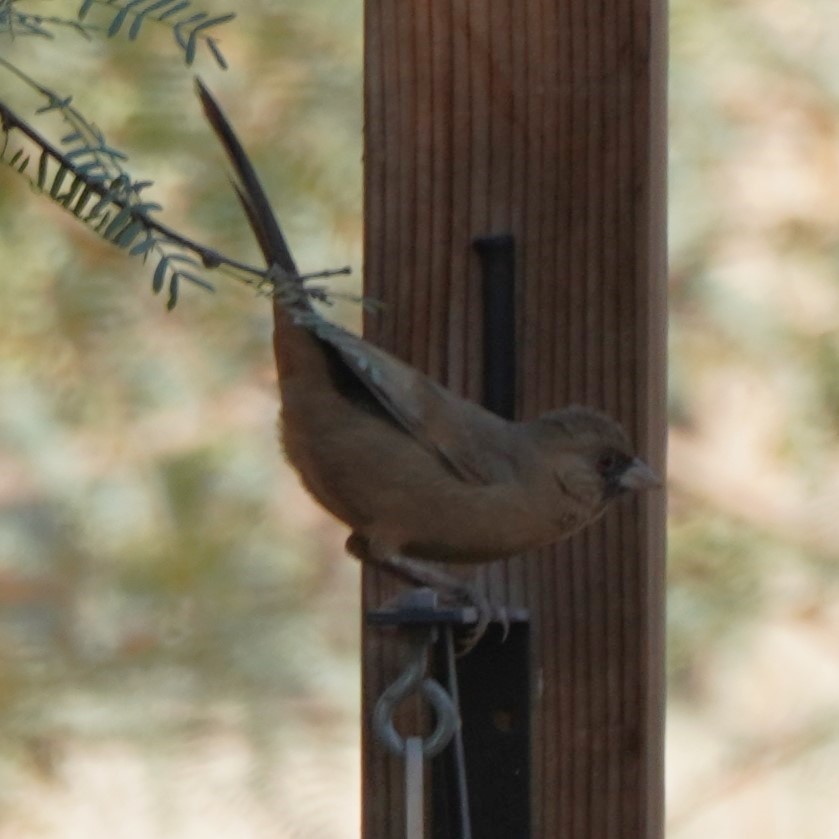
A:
373 480 563 562
278 386 583 563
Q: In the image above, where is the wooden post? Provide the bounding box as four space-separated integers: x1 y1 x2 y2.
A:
362 1 667 836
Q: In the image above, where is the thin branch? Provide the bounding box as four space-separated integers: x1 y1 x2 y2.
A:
0 70 358 309
0 96 264 279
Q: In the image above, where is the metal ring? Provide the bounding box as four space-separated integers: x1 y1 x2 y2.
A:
373 676 459 758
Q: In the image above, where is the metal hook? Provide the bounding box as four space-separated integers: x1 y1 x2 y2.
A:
372 629 459 758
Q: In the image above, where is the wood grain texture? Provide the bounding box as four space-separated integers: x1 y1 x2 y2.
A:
362 1 667 836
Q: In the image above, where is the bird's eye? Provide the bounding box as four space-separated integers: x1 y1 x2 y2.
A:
596 451 620 475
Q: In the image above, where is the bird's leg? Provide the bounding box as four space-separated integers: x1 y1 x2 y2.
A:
346 533 500 654
371 555 493 656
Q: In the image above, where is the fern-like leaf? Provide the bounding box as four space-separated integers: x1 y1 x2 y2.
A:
78 0 97 19
167 272 179 309
49 162 70 198
74 0 234 68
0 96 234 307
0 1 95 40
0 84 351 310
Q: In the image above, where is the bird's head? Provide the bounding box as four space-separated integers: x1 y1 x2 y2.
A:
533 405 661 508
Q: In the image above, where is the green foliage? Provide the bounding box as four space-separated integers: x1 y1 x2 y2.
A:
0 0 94 39
0 1 242 308
77 0 234 68
0 0 232 66
0 25 357 310
1 89 214 308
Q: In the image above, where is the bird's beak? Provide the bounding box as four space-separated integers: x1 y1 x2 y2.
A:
619 458 662 492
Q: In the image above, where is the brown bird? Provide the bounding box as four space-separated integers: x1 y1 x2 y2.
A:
197 82 660 624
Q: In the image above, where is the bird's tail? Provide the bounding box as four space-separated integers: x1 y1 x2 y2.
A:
195 78 310 314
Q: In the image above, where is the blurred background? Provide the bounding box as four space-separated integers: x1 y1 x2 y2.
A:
0 1 837 836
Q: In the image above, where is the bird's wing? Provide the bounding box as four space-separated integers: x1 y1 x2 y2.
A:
196 80 506 485
308 316 515 484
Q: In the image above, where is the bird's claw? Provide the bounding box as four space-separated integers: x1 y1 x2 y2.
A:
495 606 511 643
447 585 510 657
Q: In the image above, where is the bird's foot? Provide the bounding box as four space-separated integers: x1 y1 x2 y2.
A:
447 583 510 656
348 538 508 656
